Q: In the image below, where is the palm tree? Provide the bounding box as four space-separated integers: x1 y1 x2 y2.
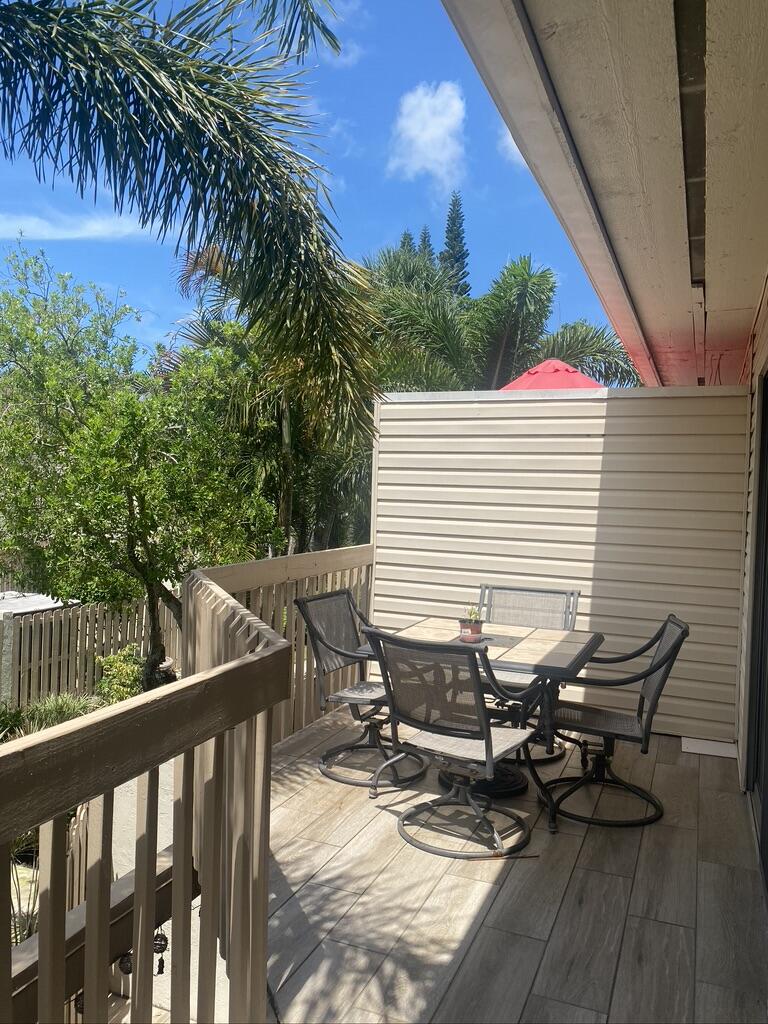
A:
367 248 639 390
0 0 377 432
538 321 640 387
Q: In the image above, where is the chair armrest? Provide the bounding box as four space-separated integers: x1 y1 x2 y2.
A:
588 625 664 664
318 636 373 661
482 662 546 712
562 672 644 687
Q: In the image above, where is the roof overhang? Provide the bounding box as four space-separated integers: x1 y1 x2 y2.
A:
443 0 768 387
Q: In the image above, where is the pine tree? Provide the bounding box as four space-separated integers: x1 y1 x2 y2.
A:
399 229 416 254
439 191 470 296
417 226 435 266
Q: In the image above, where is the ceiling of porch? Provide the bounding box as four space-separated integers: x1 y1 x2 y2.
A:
443 0 768 387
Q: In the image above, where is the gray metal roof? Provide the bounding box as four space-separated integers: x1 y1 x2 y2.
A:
0 591 65 615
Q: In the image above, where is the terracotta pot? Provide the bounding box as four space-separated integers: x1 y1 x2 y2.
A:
458 618 484 642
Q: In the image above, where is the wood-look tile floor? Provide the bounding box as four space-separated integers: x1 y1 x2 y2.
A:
267 715 768 1024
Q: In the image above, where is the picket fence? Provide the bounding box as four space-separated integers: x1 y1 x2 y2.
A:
0 598 181 708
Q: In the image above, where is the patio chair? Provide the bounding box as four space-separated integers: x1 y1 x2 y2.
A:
363 627 544 859
294 589 426 788
535 614 690 828
479 584 580 631
477 583 581 770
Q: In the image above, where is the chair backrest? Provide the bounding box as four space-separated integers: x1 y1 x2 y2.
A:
479 585 580 630
294 588 367 683
364 628 492 751
638 614 690 745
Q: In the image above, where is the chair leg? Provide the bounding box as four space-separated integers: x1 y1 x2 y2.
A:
396 779 531 860
320 718 427 790
536 747 664 827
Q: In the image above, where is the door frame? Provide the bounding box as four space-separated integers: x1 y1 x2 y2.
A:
747 375 768 879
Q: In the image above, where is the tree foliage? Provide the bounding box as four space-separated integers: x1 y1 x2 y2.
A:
417 227 436 265
439 191 471 297
0 252 282 685
366 246 639 393
0 0 378 437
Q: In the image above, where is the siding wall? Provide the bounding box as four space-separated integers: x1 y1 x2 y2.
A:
372 387 750 741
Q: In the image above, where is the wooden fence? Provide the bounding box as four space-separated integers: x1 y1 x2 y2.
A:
204 543 375 744
0 599 181 708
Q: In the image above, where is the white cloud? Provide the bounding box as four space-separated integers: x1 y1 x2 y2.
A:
324 39 365 68
387 81 466 194
497 126 528 169
0 211 146 242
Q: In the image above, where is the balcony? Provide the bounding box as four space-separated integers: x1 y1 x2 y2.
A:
2 536 767 1023
267 709 768 1023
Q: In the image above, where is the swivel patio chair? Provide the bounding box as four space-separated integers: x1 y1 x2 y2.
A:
476 584 581 776
479 584 580 632
533 614 690 829
294 589 425 789
364 627 545 859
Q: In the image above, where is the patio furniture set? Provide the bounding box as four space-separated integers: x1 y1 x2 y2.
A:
294 586 689 860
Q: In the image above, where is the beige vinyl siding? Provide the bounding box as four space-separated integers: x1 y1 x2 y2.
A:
372 387 750 742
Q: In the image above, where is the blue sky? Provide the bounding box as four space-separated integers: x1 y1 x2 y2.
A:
0 0 606 354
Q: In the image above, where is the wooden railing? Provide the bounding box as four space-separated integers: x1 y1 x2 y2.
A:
0 544 373 1021
1 568 290 1023
0 599 181 708
203 543 374 744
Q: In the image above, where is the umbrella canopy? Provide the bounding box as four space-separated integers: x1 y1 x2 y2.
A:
500 358 602 391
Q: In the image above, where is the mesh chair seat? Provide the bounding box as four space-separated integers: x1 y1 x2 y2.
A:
553 701 643 743
406 725 534 763
328 681 387 706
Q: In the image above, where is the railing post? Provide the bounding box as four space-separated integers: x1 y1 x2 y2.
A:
84 791 114 1024
171 749 195 1024
38 815 68 1023
248 706 273 1022
0 843 10 1024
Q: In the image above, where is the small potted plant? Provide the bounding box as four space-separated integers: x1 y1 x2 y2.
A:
458 605 484 642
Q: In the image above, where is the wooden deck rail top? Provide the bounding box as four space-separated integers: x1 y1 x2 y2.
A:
0 641 290 845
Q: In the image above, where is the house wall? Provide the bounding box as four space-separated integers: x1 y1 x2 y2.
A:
737 295 768 781
371 387 750 741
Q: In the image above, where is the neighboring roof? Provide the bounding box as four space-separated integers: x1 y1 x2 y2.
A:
443 0 768 387
0 591 64 616
500 359 601 391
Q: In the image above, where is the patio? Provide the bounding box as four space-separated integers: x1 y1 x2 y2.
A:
266 709 768 1024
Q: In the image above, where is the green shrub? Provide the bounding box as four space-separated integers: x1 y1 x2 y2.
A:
19 693 102 735
0 702 24 742
96 644 143 704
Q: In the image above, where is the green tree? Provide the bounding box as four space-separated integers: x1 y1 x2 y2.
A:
538 321 640 387
417 227 436 265
0 0 377 436
439 191 471 297
367 248 639 391
473 256 556 388
399 230 417 255
0 253 282 687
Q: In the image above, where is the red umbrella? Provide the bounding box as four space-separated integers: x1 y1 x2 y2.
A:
500 358 601 391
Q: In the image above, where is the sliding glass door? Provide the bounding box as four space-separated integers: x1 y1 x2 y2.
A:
748 378 768 885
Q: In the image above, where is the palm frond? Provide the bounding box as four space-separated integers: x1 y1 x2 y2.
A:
538 321 640 387
252 0 339 59
0 0 378 434
471 256 556 388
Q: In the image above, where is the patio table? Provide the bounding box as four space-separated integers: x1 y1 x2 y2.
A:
392 616 605 798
